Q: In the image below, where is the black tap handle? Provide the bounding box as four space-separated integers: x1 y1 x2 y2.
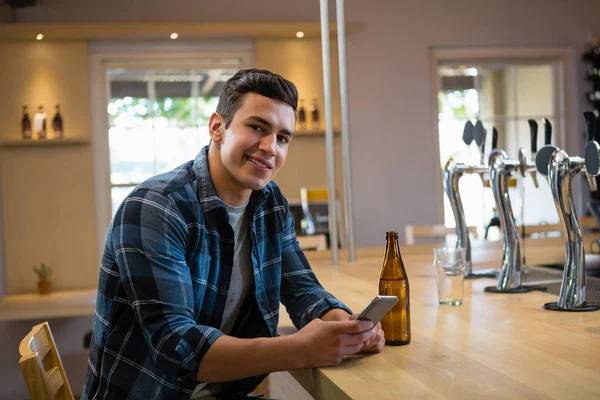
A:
528 119 538 154
492 127 498 150
543 118 552 145
584 111 596 143
463 121 474 145
473 120 485 146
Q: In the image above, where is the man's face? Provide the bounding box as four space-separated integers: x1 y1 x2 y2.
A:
212 92 296 192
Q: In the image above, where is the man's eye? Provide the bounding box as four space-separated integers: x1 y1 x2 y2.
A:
278 135 289 144
251 125 264 132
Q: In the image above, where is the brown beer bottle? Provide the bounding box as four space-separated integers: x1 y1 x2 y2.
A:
378 231 411 345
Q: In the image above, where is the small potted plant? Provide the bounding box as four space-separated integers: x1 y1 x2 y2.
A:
33 263 52 295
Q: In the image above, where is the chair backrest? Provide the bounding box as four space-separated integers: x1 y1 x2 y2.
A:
19 322 74 400
521 223 562 238
296 233 328 251
404 224 479 245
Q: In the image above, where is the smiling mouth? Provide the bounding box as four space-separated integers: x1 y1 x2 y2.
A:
246 155 273 170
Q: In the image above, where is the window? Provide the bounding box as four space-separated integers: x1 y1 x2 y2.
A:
437 60 563 235
89 41 254 260
107 68 235 214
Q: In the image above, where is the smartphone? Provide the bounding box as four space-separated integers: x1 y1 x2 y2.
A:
356 295 398 324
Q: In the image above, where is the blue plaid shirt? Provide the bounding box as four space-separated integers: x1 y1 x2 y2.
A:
82 146 351 400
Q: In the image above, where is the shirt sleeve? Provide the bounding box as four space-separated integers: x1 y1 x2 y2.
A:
278 204 352 329
110 189 223 376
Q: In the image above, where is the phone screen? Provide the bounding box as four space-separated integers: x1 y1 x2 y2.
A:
356 295 398 324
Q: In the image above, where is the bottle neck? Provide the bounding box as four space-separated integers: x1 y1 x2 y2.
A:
381 236 406 279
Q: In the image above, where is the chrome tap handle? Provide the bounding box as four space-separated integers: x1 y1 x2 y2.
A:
442 121 497 280
443 159 495 279
484 127 546 294
488 150 522 290
546 151 591 309
443 159 470 268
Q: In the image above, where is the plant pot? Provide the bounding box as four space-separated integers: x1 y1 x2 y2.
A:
37 280 52 295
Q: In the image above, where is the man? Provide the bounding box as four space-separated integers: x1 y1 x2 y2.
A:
83 69 384 400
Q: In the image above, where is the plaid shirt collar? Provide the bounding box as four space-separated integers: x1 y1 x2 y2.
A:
193 145 270 214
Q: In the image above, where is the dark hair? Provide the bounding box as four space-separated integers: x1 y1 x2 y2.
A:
216 68 298 128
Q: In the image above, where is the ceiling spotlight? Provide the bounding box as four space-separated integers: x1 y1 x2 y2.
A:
36 33 44 40
296 31 305 38
170 33 179 40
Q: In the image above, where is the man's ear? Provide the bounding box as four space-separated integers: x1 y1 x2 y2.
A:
208 113 225 143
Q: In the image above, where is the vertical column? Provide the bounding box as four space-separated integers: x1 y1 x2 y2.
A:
336 0 356 262
320 0 339 264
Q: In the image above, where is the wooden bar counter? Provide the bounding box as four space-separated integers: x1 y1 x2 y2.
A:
276 244 600 400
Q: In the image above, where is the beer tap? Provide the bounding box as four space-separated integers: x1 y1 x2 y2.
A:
536 112 600 311
535 118 558 176
484 125 546 293
443 120 498 279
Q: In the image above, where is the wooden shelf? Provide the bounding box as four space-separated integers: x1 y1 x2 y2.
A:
0 288 96 322
0 137 89 148
0 22 361 41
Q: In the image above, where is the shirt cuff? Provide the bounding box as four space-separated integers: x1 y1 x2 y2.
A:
311 297 353 321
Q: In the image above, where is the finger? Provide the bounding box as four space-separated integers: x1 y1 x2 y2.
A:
343 343 364 356
331 319 374 334
362 336 386 353
363 327 385 350
342 329 376 346
361 335 380 349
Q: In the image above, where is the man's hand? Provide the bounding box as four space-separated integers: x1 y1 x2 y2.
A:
356 320 385 353
292 318 375 368
320 309 385 354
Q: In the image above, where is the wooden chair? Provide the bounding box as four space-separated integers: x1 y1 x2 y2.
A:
404 224 479 245
521 223 563 238
19 322 74 400
296 234 328 251
520 217 596 238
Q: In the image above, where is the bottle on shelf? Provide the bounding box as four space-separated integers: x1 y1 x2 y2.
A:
52 104 63 139
298 99 307 131
378 231 411 346
33 105 47 139
310 98 320 131
21 105 32 139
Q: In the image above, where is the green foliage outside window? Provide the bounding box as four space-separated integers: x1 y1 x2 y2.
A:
108 96 219 128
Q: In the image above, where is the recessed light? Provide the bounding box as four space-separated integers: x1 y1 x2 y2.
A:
296 31 305 38
36 33 44 40
170 33 179 40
